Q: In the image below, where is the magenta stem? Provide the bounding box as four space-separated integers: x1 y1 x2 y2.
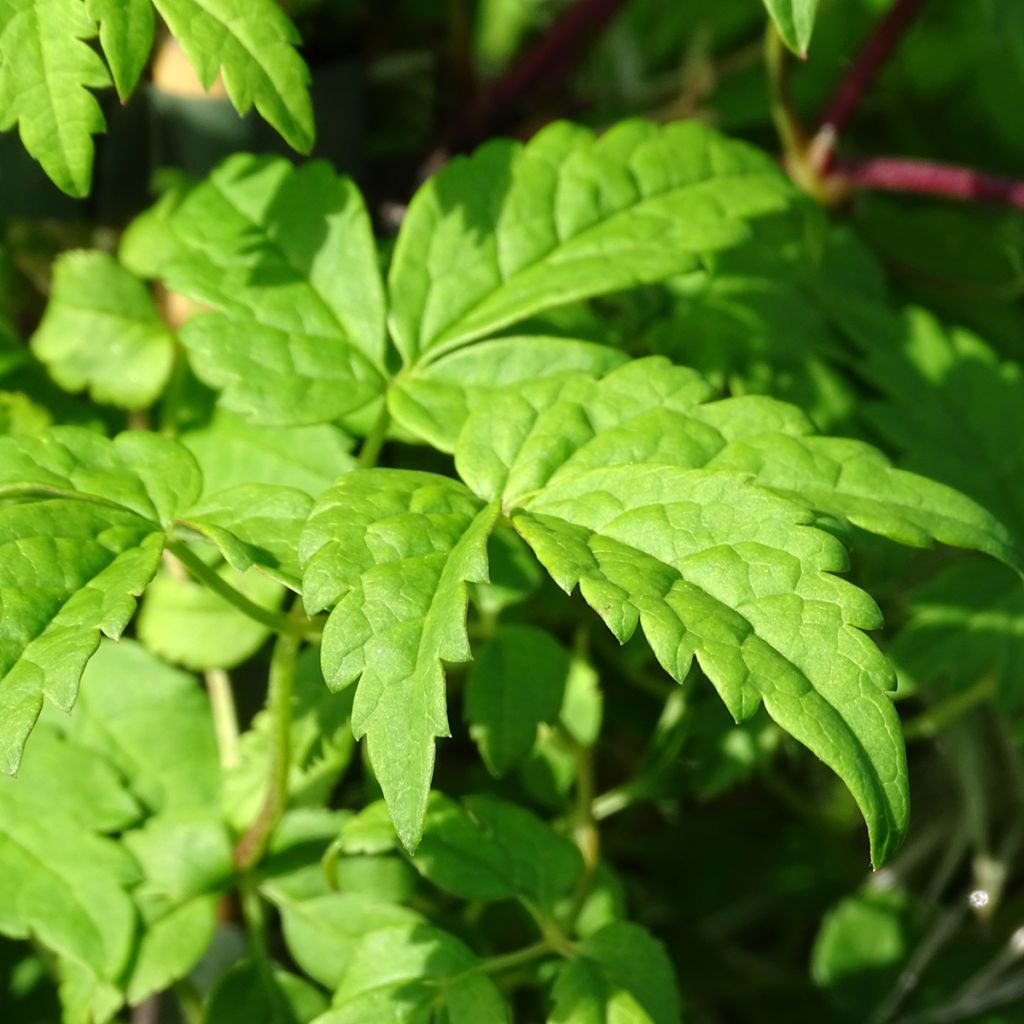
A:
817 0 926 135
446 0 627 149
831 156 1024 210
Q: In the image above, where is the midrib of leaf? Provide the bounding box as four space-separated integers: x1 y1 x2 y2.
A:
415 168 783 364
0 485 159 524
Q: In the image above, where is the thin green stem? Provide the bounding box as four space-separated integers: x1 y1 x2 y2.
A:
903 674 996 742
561 728 600 931
237 877 281 1006
357 405 390 469
172 980 203 1024
234 628 301 871
204 669 240 770
167 541 308 637
765 24 806 169
476 940 556 977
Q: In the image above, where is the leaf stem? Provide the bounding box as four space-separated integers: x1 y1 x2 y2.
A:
357 405 390 469
828 156 1024 210
167 541 309 636
234 627 300 871
816 0 926 140
903 674 996 742
440 0 628 152
204 669 241 770
477 940 556 976
561 728 600 931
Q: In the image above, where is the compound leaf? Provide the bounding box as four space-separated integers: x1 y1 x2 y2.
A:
0 0 109 196
549 921 682 1024
150 0 314 151
31 251 175 410
300 471 498 850
455 360 913 865
388 119 797 363
87 0 154 98
155 156 386 425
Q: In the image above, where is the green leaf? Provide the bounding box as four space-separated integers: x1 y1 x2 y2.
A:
126 895 217 1005
150 0 314 151
270 891 420 990
207 960 329 1024
182 408 355 498
0 429 202 770
65 639 221 812
0 733 139 990
389 336 628 452
455 360 910 864
138 559 284 671
549 921 682 1024
812 888 912 1017
388 119 797 363
87 0 154 98
183 484 315 590
465 625 570 775
410 793 583 910
301 471 499 850
762 0 819 56
155 155 386 425
891 560 1024 711
30 251 175 409
123 810 234 902
0 0 109 196
314 924 509 1024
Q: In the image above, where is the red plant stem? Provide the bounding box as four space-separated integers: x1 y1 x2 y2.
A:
446 0 628 150
817 0 926 136
831 156 1024 209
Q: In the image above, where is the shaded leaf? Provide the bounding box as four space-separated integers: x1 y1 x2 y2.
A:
388 119 797 362
465 625 570 775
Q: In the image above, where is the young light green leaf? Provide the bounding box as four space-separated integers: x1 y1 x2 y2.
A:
150 0 314 151
126 895 218 1005
455 361 909 865
87 0 154 99
388 119 798 363
182 408 355 498
812 889 912 1017
762 0 819 56
300 471 498 850
389 336 628 453
30 251 175 409
410 793 583 910
314 924 509 1024
138 560 284 671
0 737 139 990
465 626 571 776
0 0 109 196
270 891 420 990
65 639 221 812
549 921 682 1024
154 155 386 425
